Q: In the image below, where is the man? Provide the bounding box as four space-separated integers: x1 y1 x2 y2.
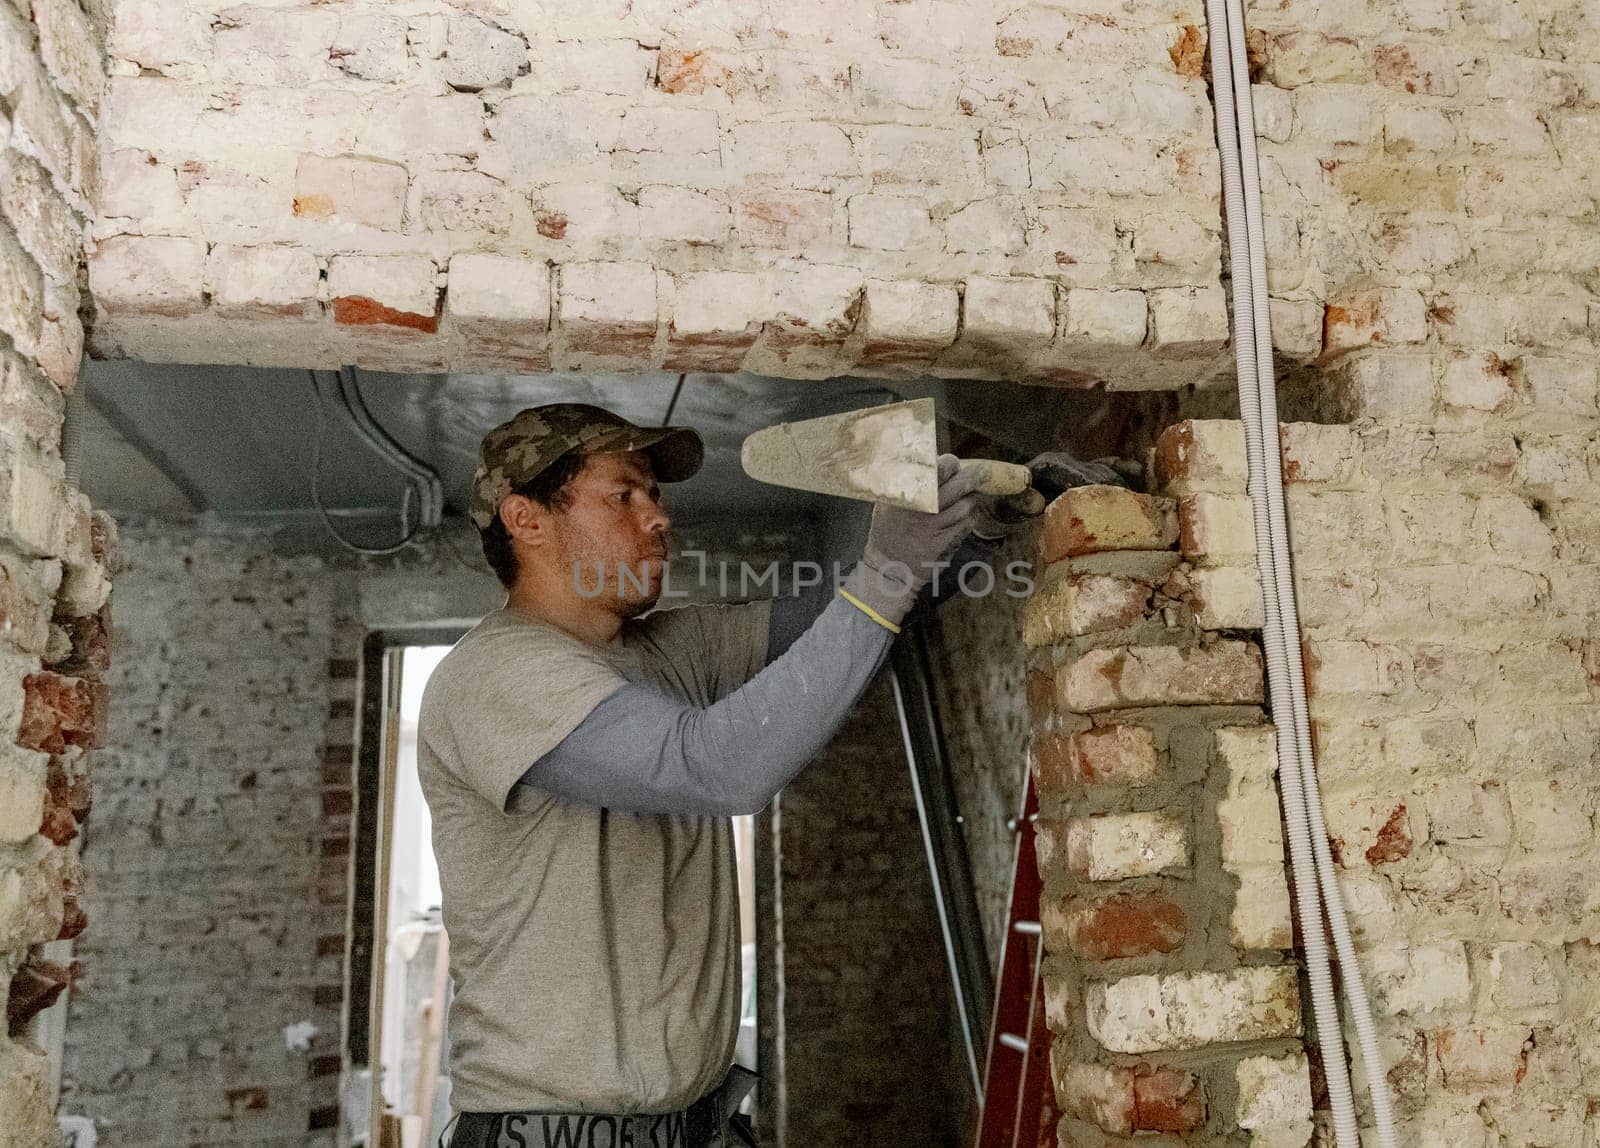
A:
418 403 1116 1148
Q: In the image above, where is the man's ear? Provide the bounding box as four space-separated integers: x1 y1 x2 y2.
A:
498 494 548 549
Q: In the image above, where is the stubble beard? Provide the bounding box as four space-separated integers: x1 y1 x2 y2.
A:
559 519 666 619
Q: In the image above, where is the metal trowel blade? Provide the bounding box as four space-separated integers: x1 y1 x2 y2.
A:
740 397 939 511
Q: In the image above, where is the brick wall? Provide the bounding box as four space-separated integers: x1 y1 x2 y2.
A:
83 0 1231 382
58 522 357 1144
1022 482 1313 1142
1151 414 1600 1143
769 674 957 1147
1237 2 1599 1141
0 1 109 1144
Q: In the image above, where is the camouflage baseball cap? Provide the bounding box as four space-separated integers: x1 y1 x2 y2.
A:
469 403 704 530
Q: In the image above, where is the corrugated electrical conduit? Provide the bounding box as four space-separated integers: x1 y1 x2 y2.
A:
1202 1 1400 1144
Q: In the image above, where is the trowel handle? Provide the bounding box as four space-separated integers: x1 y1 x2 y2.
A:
957 458 1033 497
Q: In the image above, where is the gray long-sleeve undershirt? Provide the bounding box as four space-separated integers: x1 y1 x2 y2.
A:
515 534 1004 818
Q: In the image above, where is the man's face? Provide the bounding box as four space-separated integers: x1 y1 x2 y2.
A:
541 450 672 617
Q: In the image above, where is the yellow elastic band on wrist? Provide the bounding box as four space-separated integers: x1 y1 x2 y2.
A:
838 588 902 634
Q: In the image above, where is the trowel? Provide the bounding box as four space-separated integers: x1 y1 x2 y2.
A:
740 398 1035 512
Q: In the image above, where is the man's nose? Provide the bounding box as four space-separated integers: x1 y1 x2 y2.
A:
643 496 670 533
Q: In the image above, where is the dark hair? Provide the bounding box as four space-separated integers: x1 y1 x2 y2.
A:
479 450 587 588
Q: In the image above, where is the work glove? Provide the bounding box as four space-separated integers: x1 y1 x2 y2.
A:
971 451 1144 540
840 454 983 630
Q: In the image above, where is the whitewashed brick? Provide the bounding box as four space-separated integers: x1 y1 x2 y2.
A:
328 254 439 329
1384 104 1457 152
1149 286 1228 359
0 452 66 558
943 197 1025 255
744 265 863 378
1180 494 1257 565
207 246 320 320
1063 289 1146 347
860 124 981 185
0 744 46 843
1231 866 1294 950
293 154 407 231
0 151 77 287
1219 789 1284 870
957 277 1054 353
1087 967 1301 1053
543 39 649 95
479 93 618 180
556 261 659 366
727 122 855 187
444 254 552 371
1483 943 1560 1011
1269 298 1324 362
1371 942 1471 1015
97 149 183 221
1134 215 1217 272
847 194 933 250
857 279 958 373
1236 1053 1313 1133
1187 566 1264 630
1065 811 1188 881
30 0 102 117
637 187 729 245
88 234 206 317
663 271 766 372
532 183 640 246
328 14 410 82
443 17 528 91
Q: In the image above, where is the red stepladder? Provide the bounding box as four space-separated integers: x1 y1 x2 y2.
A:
974 773 1058 1148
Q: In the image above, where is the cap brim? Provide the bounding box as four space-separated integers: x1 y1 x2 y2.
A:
587 425 704 483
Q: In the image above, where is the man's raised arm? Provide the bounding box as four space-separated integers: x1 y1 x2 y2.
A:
513 457 985 817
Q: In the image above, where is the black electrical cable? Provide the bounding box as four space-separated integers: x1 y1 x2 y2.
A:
661 372 688 426
306 369 427 556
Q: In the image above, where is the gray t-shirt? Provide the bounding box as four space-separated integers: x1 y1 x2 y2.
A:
416 600 771 1115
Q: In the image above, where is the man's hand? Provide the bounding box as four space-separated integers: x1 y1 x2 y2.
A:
839 454 983 629
972 450 1144 540
861 453 984 591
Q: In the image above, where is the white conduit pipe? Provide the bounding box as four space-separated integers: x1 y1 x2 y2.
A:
1203 2 1399 1145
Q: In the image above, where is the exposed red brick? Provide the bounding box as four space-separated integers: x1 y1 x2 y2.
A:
1026 670 1056 725
1132 1066 1204 1132
1365 803 1413 865
1032 729 1074 795
1070 725 1158 786
18 672 103 753
657 48 730 94
535 210 569 239
39 761 89 850
226 1087 269 1113
292 193 335 218
331 295 440 333
1060 891 1186 960
1322 296 1382 357
313 984 343 1008
6 957 75 1030
1245 28 1269 80
57 897 87 941
1168 25 1205 77
322 789 352 817
1039 487 1177 563
55 605 113 679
